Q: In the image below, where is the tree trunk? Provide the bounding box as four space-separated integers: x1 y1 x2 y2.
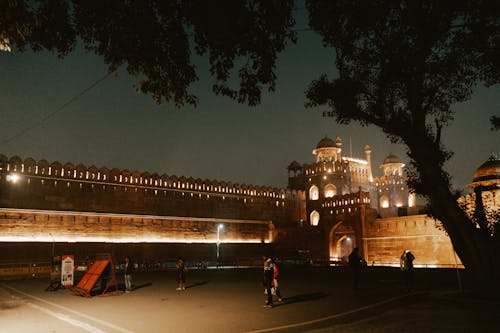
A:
406 136 500 296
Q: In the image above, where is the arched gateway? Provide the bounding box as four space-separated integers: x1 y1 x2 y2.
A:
328 222 356 264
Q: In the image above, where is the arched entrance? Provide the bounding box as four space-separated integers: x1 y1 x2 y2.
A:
329 222 355 264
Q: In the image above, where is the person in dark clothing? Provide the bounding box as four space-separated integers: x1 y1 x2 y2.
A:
176 258 187 291
400 250 415 292
348 247 363 290
263 256 274 307
272 258 283 302
124 257 133 293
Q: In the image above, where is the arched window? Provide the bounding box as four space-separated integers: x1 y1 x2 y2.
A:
310 210 320 226
380 195 390 208
309 185 319 200
324 184 336 198
408 194 415 207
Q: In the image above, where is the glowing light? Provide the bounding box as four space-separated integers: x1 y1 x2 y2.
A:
6 173 20 183
381 200 389 208
309 185 319 200
0 235 269 244
346 237 351 242
342 157 368 165
396 203 403 207
0 38 11 52
408 194 415 207
310 210 320 226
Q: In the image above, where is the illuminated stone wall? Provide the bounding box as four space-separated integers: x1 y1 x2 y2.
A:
362 215 463 268
0 154 305 226
0 208 272 243
0 154 468 269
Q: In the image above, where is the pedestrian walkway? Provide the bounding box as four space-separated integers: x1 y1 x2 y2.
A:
1 266 498 332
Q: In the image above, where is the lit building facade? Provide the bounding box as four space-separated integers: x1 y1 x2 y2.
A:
0 140 497 273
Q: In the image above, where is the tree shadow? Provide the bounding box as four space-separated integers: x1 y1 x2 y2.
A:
186 280 209 289
272 292 329 307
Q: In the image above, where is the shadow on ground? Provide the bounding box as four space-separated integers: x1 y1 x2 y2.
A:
274 292 329 307
186 280 209 289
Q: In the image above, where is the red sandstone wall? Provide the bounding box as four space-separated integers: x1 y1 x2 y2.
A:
0 154 305 225
363 215 463 267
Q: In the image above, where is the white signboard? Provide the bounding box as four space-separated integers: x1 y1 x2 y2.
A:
61 255 74 288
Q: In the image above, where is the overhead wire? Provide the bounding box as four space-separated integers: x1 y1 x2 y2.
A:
0 70 117 146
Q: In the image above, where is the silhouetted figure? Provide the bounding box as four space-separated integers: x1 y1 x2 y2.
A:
124 257 133 293
400 250 415 292
176 258 187 291
348 247 363 290
263 255 274 307
272 258 283 302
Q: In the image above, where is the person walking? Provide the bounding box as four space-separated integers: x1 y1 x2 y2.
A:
263 255 274 307
400 250 415 292
272 258 283 302
124 257 133 293
176 257 187 291
348 247 363 290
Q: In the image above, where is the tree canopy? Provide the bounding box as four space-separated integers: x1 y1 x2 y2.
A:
1 0 296 106
305 0 499 194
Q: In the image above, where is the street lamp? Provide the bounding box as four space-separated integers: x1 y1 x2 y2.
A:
216 224 224 262
49 233 55 258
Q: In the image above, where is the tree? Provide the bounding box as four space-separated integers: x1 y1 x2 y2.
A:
1 0 296 106
304 0 500 294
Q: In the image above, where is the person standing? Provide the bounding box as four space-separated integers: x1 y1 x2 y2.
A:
176 258 187 291
348 247 363 290
272 258 283 302
124 257 133 293
400 250 415 292
263 255 274 307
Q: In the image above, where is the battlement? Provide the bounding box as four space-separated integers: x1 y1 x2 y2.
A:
0 154 301 201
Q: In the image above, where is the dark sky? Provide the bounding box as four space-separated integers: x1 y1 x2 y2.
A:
0 21 498 195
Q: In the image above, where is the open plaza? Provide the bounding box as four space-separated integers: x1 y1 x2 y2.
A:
1 266 499 333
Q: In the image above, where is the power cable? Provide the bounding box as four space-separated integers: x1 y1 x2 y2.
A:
0 70 117 146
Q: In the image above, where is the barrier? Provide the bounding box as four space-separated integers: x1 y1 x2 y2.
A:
72 253 118 297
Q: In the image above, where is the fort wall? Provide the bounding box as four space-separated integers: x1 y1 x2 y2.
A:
363 215 463 268
0 154 306 225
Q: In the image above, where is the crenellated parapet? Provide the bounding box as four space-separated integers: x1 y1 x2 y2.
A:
0 154 307 224
0 154 302 201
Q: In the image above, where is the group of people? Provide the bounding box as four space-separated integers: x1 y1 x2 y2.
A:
121 249 414 305
120 257 187 293
122 255 283 307
348 247 415 292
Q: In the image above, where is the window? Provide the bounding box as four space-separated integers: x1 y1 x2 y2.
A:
310 210 320 226
381 195 389 208
309 185 319 200
324 184 336 198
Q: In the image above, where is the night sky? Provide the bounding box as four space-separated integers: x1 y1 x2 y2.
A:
0 16 498 196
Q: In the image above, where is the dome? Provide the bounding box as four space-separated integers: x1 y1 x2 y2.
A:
382 154 400 165
471 153 500 186
316 136 336 149
287 161 302 171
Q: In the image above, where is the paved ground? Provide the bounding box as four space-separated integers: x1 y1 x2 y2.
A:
1 266 499 332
